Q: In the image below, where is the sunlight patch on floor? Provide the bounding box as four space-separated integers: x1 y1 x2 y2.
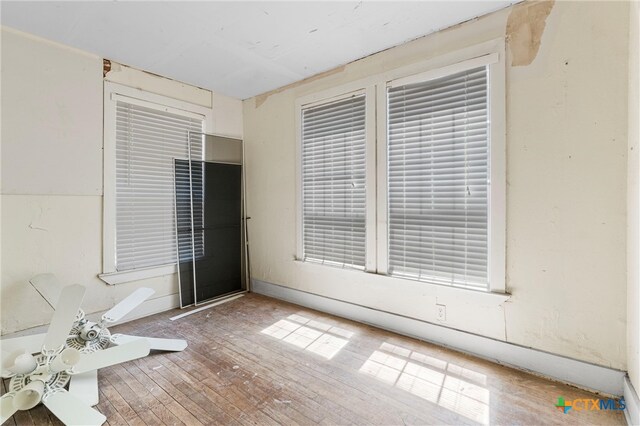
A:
359 342 490 425
260 314 353 360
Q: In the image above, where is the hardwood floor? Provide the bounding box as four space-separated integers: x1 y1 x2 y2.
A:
2 293 627 425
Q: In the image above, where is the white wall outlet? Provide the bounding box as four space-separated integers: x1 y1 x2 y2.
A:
436 304 446 322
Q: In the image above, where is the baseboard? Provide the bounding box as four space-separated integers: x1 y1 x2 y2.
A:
625 376 640 425
1 293 180 339
252 279 626 396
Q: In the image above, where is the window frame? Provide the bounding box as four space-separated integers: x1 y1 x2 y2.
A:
295 38 506 293
101 82 213 285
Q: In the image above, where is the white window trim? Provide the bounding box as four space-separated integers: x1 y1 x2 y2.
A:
100 82 213 285
295 38 507 294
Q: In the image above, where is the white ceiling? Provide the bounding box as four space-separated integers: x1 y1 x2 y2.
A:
1 1 515 100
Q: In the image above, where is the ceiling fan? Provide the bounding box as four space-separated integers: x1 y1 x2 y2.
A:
0 275 188 425
0 284 151 425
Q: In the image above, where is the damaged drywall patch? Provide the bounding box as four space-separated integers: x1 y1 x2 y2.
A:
254 65 347 108
506 0 555 67
103 59 124 78
103 59 111 77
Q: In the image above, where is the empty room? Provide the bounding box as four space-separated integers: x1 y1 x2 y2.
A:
0 0 639 425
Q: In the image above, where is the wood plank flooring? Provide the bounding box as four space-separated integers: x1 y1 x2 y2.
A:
2 293 627 425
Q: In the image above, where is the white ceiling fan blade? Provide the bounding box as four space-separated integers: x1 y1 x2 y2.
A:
73 339 150 375
1 333 46 376
68 370 99 406
102 288 155 323
44 390 106 426
43 284 86 352
0 394 17 424
29 273 62 309
111 334 187 351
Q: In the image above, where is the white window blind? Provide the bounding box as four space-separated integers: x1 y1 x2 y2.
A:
115 100 203 271
302 95 367 268
387 66 489 289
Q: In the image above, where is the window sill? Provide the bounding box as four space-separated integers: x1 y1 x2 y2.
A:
293 258 511 301
382 271 511 299
99 264 177 285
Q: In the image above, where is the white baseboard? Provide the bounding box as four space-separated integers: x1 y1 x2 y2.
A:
252 279 626 396
1 293 180 339
625 376 640 425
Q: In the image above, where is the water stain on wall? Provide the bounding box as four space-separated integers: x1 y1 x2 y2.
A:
507 0 555 67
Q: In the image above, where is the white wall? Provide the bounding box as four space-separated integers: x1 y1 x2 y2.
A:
243 1 629 370
0 27 243 335
628 0 640 391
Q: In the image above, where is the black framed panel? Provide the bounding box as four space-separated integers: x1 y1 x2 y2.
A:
175 159 243 307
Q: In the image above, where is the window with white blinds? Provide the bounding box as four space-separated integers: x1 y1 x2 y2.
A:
115 100 203 271
301 95 367 268
387 66 489 289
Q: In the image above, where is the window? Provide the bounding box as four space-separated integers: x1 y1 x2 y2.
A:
102 83 212 283
297 41 505 292
115 101 203 271
387 66 489 290
300 94 367 269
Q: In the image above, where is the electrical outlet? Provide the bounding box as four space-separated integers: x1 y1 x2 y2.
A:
436 304 446 322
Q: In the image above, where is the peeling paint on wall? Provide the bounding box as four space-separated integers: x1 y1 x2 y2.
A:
506 0 555 67
103 58 112 77
252 3 513 108
103 61 124 79
254 65 347 108
103 60 213 108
